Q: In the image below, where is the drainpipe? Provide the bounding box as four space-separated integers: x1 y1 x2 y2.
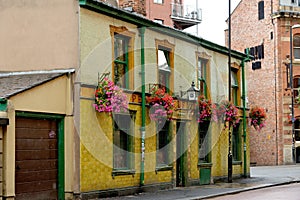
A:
242 49 250 177
139 27 146 186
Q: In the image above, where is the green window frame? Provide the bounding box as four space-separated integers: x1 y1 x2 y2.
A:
114 34 129 89
198 122 210 163
232 123 241 161
157 121 171 167
113 113 135 170
198 58 208 97
231 69 239 106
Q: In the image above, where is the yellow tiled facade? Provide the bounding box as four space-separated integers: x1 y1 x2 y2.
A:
78 2 251 197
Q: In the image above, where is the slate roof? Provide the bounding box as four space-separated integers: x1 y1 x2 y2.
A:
0 69 75 98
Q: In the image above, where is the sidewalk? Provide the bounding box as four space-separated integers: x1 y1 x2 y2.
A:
104 165 300 200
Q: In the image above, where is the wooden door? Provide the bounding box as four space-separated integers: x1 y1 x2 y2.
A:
15 117 58 200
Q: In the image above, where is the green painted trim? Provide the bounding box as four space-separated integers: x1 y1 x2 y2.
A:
16 111 65 199
79 0 86 5
241 48 251 177
58 119 65 200
79 0 251 61
0 98 7 111
16 111 64 119
139 27 146 186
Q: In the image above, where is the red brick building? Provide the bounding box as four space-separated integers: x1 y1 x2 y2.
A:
228 0 300 165
118 0 201 30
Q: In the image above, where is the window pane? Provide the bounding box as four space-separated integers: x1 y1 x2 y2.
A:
293 35 300 47
114 35 129 88
154 0 163 4
113 130 128 168
114 63 126 87
199 122 209 163
295 120 300 141
294 48 300 59
158 49 171 91
198 58 207 96
231 71 238 86
113 114 133 169
232 123 240 161
293 36 300 59
157 122 169 165
258 1 264 20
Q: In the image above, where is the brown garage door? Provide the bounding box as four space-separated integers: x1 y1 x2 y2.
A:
15 117 58 200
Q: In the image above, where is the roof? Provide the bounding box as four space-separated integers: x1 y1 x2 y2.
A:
79 0 250 60
0 69 75 98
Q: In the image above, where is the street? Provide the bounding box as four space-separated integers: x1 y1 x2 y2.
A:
101 165 300 200
209 183 300 200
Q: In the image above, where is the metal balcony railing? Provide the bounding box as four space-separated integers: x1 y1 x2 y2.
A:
171 3 202 22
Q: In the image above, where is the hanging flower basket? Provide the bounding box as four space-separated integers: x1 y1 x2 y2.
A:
93 77 128 113
146 85 175 123
197 95 216 123
216 100 240 128
249 106 266 131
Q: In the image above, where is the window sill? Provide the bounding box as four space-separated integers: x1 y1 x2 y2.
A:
233 161 242 165
112 169 136 178
155 165 173 173
198 162 212 168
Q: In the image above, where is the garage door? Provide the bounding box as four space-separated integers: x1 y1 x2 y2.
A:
15 117 58 200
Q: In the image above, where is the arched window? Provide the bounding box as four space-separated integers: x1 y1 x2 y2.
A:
293 34 300 59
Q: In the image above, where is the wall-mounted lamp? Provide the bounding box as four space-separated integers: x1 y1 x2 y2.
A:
180 82 200 101
187 82 200 101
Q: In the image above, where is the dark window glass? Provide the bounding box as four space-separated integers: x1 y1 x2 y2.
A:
231 69 239 106
198 58 208 97
114 34 129 88
293 35 300 59
232 123 240 161
199 122 210 163
157 121 170 165
258 1 264 20
295 119 300 141
113 114 134 169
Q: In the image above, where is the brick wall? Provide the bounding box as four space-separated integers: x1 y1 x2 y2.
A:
119 0 146 16
229 0 300 165
228 0 280 165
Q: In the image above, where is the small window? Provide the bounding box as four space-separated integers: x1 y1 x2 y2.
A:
293 77 300 102
154 19 164 24
293 35 300 59
154 0 163 4
156 39 174 93
157 121 170 166
114 34 129 88
198 58 209 97
158 48 171 92
258 1 264 20
113 113 135 170
231 69 239 106
110 25 135 90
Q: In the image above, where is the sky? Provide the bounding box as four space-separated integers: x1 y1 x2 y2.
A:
184 0 241 46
